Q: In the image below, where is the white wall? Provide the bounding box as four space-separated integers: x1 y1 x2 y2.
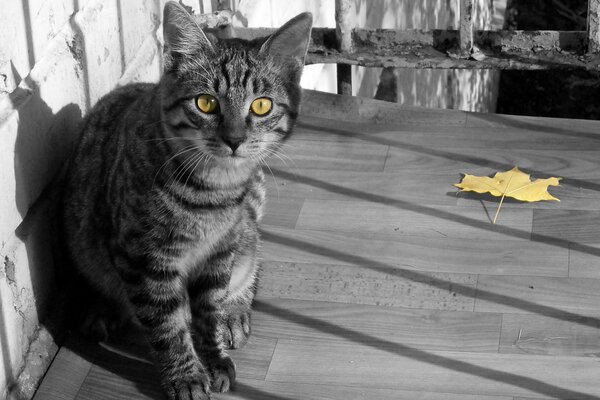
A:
0 1 164 397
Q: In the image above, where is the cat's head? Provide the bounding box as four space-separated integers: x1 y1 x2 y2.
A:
160 1 312 168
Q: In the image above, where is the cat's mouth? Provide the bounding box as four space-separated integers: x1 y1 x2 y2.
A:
212 147 253 165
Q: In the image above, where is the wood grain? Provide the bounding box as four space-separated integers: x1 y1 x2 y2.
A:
214 378 513 400
35 90 600 400
257 261 478 311
73 335 276 399
499 313 600 357
295 199 534 240
33 347 93 400
532 209 600 244
252 298 501 352
568 243 600 278
265 140 388 172
261 195 304 228
265 341 600 399
456 182 600 211
260 225 568 277
465 110 600 135
384 148 600 179
300 89 468 127
264 169 463 206
293 118 600 151
474 275 600 316
264 167 600 212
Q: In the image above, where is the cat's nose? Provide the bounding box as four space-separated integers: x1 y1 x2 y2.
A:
223 136 244 152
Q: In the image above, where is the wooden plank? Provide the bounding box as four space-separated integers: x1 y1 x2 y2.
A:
373 128 600 151
295 199 534 240
257 261 478 312
260 226 567 277
75 335 276 400
384 148 600 180
299 90 468 127
532 209 600 244
264 140 388 172
261 195 304 228
265 341 600 399
465 111 600 135
568 242 600 278
230 336 278 381
499 313 600 357
215 378 513 400
33 347 93 400
457 182 600 211
76 364 160 400
474 275 600 317
294 117 600 151
252 298 502 353
263 167 600 212
264 169 463 207
513 398 554 400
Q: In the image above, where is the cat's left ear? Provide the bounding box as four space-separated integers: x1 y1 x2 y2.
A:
163 1 214 66
260 12 313 66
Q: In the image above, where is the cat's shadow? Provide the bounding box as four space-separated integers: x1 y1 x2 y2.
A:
62 333 165 399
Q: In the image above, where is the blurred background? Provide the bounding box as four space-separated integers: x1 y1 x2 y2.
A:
230 0 599 119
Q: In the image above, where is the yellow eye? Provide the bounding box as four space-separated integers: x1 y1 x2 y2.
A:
196 94 219 113
250 98 272 116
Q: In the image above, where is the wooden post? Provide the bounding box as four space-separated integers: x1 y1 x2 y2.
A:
459 0 473 57
589 0 600 53
335 0 353 95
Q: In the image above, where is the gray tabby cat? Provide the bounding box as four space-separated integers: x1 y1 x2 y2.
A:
61 2 312 398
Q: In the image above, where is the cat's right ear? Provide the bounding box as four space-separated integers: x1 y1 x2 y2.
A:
260 12 313 67
163 1 214 67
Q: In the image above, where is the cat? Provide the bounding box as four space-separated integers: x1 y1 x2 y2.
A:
60 2 312 398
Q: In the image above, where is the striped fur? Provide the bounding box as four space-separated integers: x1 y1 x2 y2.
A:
61 3 312 399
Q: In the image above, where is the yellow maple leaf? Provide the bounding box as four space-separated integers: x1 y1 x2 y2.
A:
454 167 561 224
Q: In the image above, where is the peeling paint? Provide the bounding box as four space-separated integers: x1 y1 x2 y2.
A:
4 256 16 284
305 28 600 70
2 256 34 320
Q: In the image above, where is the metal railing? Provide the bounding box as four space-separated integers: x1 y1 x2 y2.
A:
202 0 600 95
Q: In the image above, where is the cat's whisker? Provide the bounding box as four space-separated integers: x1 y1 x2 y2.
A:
261 146 298 172
152 145 201 189
182 152 207 191
171 150 203 186
256 154 280 199
145 136 192 143
270 146 301 173
200 153 214 179
166 151 206 206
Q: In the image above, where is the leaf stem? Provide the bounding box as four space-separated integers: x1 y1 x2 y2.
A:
493 173 514 224
493 194 505 224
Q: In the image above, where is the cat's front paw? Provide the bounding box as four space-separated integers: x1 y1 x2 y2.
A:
209 355 236 393
219 310 251 349
164 374 211 400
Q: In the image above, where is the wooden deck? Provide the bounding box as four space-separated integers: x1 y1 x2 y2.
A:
34 90 600 400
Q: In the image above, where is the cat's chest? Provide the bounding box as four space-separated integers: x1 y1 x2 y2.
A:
175 211 239 271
